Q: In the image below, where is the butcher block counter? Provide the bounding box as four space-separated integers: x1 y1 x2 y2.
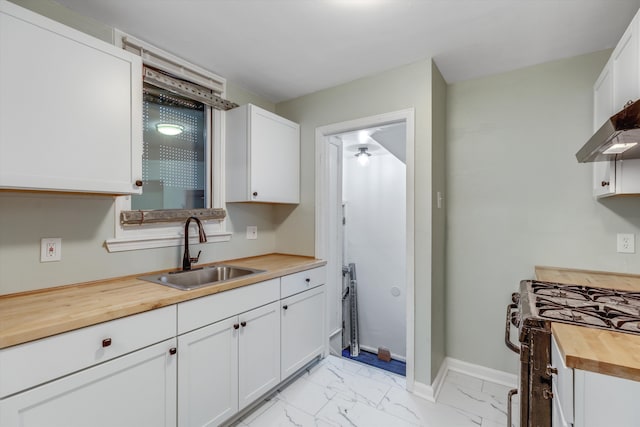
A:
536 266 640 382
0 253 325 349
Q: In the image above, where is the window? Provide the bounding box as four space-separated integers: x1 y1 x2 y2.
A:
134 83 207 210
105 32 233 252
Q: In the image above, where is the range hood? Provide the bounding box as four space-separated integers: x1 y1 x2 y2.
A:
576 99 640 163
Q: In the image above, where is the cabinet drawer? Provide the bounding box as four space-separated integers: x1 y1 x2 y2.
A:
281 266 326 298
177 279 280 335
551 335 574 424
0 305 176 398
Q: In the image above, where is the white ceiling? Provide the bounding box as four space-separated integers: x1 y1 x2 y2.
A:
54 0 640 103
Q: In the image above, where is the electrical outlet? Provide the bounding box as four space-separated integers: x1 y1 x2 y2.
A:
617 233 635 253
41 238 62 262
246 226 258 240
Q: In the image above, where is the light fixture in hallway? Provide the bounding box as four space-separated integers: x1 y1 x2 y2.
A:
355 146 371 166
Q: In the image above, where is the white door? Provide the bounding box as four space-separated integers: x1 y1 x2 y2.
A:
281 286 326 379
178 317 239 427
0 339 177 427
238 301 281 410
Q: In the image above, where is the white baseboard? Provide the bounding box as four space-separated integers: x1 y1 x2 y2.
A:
410 358 448 402
444 357 517 388
410 357 517 403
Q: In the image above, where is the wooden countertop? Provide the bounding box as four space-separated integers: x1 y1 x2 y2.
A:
0 254 325 349
536 266 640 382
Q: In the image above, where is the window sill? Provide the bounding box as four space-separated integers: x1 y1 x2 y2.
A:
105 230 232 252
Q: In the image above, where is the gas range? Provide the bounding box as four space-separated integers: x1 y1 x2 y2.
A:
524 280 640 335
505 279 640 427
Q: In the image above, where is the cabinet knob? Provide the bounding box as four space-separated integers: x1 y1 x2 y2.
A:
283 305 288 310
305 278 311 284
102 338 112 348
169 347 177 355
135 180 143 187
233 323 240 330
252 191 258 197
240 321 247 327
601 181 610 187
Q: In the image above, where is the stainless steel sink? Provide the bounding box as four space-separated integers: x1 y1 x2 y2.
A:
139 265 265 291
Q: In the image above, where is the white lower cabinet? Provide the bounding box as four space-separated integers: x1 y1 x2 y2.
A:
281 285 326 379
551 335 640 427
238 302 281 410
176 279 283 427
178 317 239 427
0 338 177 427
178 301 281 427
0 268 326 427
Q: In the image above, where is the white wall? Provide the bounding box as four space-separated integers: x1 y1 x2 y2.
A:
343 141 406 358
446 50 640 374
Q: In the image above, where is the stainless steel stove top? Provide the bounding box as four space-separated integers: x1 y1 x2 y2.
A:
522 280 640 335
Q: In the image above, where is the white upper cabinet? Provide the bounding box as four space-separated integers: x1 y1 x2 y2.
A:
590 9 640 198
612 14 640 112
0 1 142 195
226 104 300 204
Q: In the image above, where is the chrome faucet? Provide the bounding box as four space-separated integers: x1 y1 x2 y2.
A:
183 216 207 271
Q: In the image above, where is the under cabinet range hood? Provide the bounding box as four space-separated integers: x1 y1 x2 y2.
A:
576 99 640 163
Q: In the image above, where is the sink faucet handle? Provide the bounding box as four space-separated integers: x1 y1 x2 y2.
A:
189 250 202 264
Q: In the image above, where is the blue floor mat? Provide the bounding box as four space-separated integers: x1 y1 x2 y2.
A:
342 348 406 376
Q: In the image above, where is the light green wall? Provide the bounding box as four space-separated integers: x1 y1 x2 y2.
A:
276 59 443 385
0 0 279 295
430 62 447 379
445 50 640 374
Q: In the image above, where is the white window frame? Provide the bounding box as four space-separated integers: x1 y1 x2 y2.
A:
105 31 231 252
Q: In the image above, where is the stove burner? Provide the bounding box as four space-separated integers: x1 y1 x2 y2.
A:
527 280 640 335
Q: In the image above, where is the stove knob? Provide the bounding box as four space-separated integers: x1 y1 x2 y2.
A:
546 364 558 377
542 388 554 400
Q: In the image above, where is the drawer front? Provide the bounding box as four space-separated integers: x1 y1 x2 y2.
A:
551 335 574 424
281 266 326 298
177 279 280 335
0 305 176 398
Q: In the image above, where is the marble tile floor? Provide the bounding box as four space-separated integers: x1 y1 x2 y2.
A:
229 355 519 427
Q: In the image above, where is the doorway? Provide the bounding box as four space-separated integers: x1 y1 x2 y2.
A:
315 109 415 387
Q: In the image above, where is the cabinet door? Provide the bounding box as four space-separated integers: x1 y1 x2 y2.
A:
178 316 239 427
249 106 300 203
575 369 640 427
281 286 325 379
612 13 640 112
238 301 281 410
592 161 616 198
0 339 177 427
593 61 614 128
592 60 616 198
0 2 142 194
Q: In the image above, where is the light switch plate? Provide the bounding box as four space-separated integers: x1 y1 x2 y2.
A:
41 238 62 262
246 226 258 240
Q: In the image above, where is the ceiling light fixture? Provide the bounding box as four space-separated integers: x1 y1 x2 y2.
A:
156 123 184 136
355 146 371 166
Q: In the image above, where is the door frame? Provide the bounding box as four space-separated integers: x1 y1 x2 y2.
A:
315 108 415 390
